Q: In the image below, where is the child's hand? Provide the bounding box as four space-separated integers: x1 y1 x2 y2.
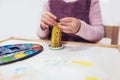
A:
40 11 57 30
59 17 81 34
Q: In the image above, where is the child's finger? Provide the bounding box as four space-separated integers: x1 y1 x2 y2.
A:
59 21 71 26
58 25 71 32
41 22 49 30
46 12 57 19
60 17 73 22
41 17 54 26
43 14 56 25
62 29 72 33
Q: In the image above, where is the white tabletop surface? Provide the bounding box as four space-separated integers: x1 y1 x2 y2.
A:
0 40 120 80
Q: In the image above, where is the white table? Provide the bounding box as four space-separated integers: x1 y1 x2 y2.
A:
0 39 120 80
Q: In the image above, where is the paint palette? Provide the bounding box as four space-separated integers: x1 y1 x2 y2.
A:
0 43 43 65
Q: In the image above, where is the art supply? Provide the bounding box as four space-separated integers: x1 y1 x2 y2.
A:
71 60 93 66
49 22 64 50
0 43 43 65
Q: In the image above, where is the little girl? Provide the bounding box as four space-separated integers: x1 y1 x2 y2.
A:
37 0 104 42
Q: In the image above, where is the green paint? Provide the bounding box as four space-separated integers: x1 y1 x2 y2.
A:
1 56 13 62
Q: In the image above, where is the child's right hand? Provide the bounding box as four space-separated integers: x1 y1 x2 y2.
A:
40 11 57 30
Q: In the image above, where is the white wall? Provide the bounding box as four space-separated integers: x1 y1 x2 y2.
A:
100 0 120 25
0 0 45 39
99 0 120 44
0 0 120 44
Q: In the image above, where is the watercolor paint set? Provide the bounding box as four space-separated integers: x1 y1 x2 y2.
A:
0 43 43 65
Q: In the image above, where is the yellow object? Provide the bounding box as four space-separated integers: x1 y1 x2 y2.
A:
71 60 93 66
85 77 98 80
51 23 62 47
14 53 26 58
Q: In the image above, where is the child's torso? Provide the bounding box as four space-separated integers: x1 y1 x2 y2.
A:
49 0 91 42
49 0 91 23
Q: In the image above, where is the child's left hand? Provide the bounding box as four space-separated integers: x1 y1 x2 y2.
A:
58 17 81 34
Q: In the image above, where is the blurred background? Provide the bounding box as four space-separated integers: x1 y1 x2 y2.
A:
0 0 120 44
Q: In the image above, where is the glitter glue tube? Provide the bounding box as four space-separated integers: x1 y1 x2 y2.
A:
51 22 62 47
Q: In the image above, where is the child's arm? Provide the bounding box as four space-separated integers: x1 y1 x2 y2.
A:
58 0 104 42
37 0 55 39
75 0 104 42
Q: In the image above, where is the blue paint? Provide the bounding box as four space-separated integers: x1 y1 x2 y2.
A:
24 44 32 47
24 50 35 55
3 45 13 48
